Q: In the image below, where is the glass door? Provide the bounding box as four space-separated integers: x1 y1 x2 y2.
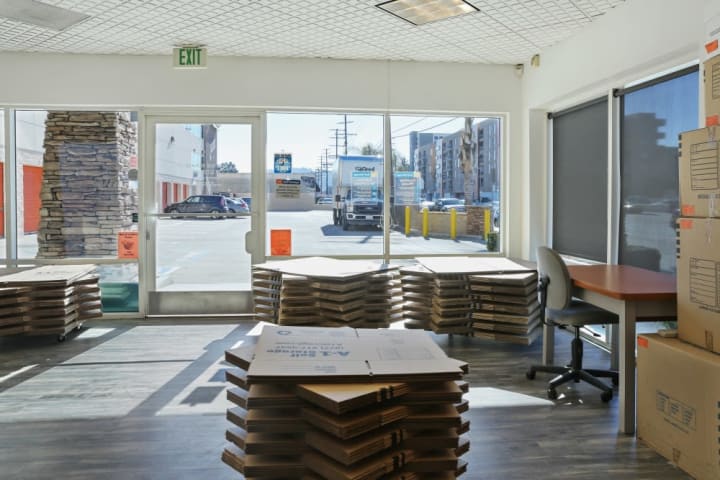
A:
142 114 264 315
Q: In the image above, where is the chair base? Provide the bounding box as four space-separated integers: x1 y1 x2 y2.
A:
526 332 618 403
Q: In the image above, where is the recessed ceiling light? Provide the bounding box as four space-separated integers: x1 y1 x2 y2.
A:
0 0 89 31
376 0 479 26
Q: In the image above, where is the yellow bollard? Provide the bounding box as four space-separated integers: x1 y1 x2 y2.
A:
405 206 411 236
450 208 457 240
484 208 491 240
422 207 429 238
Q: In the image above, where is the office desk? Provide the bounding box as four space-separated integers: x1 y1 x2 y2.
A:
541 265 676 434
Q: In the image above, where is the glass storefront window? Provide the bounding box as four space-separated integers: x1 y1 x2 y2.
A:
266 112 385 257
620 68 699 273
15 110 139 260
389 115 501 255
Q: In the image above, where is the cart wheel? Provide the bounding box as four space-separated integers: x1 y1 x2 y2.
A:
547 387 558 400
525 369 536 380
76 323 83 331
601 390 613 403
57 334 66 342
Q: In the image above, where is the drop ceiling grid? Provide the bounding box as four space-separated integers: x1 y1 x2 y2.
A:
0 0 626 64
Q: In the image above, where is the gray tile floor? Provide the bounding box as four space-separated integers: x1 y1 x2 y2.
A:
0 320 691 480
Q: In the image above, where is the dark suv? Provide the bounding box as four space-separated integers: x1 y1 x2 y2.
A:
164 195 229 218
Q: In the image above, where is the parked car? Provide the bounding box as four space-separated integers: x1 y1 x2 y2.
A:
241 197 252 209
433 198 465 212
418 200 435 211
164 195 229 218
316 197 334 205
225 197 250 214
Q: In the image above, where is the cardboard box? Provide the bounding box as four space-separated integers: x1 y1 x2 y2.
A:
705 54 720 126
679 128 720 218
677 217 720 352
637 334 720 480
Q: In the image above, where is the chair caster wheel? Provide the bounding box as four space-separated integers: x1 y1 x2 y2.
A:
611 376 619 387
547 387 558 400
526 370 536 380
601 390 613 403
57 335 66 342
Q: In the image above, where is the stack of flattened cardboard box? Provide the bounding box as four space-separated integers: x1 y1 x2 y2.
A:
0 287 32 336
222 325 470 479
399 265 435 331
636 43 720 480
469 272 541 345
401 257 535 337
0 265 100 338
251 258 401 328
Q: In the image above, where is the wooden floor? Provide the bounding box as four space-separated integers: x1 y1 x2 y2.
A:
0 319 691 480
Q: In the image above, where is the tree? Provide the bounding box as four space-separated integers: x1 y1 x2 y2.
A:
359 143 408 170
360 143 382 155
218 161 238 173
459 117 474 206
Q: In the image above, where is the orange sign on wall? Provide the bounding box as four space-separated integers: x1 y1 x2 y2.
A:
270 229 292 256
118 231 139 259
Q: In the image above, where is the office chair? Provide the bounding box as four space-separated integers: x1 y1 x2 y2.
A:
526 246 618 402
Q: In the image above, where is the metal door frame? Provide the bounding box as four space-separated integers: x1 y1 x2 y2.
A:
139 109 265 316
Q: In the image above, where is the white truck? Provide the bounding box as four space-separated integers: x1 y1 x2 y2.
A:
332 155 384 230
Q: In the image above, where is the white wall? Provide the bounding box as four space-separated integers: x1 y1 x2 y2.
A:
522 0 709 260
0 53 525 257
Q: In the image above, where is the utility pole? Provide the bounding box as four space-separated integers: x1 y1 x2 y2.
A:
323 148 330 195
329 115 356 158
318 148 332 195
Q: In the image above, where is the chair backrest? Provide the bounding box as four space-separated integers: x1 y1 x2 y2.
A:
536 246 573 310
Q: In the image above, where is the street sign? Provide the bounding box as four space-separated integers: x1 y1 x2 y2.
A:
173 47 207 69
274 153 292 174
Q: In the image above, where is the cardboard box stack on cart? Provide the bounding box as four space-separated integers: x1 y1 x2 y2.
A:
0 265 101 340
222 325 470 479
636 37 720 480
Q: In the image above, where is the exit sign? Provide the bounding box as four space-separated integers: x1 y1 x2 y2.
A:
173 47 207 69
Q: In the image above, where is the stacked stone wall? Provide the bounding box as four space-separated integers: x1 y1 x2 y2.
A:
38 112 137 258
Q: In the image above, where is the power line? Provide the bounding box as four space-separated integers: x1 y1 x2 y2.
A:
391 117 461 139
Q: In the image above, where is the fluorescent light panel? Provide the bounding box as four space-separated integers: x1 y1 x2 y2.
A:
0 0 89 31
376 0 479 26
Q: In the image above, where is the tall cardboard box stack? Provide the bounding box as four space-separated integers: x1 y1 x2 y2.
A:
222 325 470 479
636 42 720 480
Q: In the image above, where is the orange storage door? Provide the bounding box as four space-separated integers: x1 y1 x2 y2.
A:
183 184 189 199
23 165 43 233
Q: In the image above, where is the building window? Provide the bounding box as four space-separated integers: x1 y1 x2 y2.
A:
618 66 699 272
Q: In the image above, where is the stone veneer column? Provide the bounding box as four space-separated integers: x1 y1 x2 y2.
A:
38 112 137 258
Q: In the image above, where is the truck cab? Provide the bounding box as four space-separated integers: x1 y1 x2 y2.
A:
340 191 383 230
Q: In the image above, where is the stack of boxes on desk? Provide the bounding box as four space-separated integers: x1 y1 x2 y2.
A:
636 44 720 480
222 325 470 479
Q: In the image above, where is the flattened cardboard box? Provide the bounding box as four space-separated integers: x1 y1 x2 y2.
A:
679 128 720 218
637 334 720 480
676 217 720 353
247 325 463 382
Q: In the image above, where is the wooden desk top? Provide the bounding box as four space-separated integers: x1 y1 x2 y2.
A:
567 265 676 301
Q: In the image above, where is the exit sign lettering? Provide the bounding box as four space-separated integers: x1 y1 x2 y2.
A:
173 47 207 69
